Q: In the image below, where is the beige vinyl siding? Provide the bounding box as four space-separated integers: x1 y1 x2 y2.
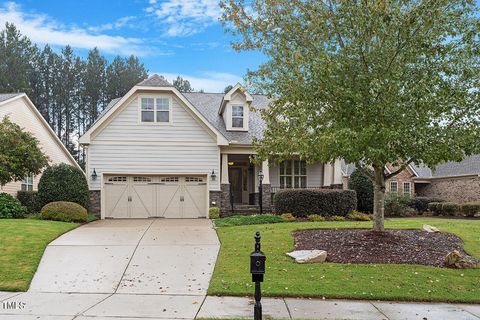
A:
269 162 324 189
0 97 77 196
89 92 220 191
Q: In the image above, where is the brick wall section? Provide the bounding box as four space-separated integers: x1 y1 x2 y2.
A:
89 190 101 217
415 176 480 203
385 164 416 195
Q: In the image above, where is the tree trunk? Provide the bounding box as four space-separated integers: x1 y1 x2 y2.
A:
372 166 386 232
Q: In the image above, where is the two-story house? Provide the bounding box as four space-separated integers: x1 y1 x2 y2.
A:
79 75 344 218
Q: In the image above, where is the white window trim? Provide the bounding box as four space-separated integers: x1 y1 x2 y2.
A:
390 181 398 193
138 96 173 125
279 160 307 189
231 105 244 129
21 175 33 191
225 101 249 131
403 182 411 195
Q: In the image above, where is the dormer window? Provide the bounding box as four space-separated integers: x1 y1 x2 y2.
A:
232 105 244 128
140 97 170 123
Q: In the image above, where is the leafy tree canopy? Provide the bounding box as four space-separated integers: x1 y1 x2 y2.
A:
221 0 480 231
0 116 49 186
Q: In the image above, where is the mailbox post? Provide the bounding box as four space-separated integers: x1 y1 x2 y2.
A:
250 231 266 320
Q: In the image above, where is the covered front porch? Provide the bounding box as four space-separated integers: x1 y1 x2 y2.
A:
216 147 344 215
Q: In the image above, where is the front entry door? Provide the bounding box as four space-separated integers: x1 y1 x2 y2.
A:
229 167 243 204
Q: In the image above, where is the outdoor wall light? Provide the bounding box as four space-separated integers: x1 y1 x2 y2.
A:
210 169 216 181
91 168 98 181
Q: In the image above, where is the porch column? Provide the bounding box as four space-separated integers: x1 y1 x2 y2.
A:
220 153 231 216
323 163 333 187
221 153 229 184
333 159 343 185
261 160 270 184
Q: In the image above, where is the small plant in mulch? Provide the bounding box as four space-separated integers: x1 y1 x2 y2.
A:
346 210 372 221
280 213 296 222
293 228 479 268
330 215 346 221
307 214 325 222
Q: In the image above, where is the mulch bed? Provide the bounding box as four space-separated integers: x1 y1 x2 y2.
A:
293 229 470 267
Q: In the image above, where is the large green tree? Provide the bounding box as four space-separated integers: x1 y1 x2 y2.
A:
0 117 49 186
173 76 194 92
221 0 480 231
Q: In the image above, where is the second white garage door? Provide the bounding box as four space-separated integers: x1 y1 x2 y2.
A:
104 175 207 218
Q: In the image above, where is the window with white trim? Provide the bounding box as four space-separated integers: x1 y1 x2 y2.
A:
280 160 307 189
140 97 170 123
21 175 33 191
403 182 411 195
232 105 244 128
390 181 398 193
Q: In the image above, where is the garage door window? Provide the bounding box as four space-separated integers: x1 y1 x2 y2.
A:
108 176 127 182
133 176 152 182
186 177 204 182
161 177 179 182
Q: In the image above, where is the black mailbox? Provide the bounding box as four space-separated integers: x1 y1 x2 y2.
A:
250 231 266 282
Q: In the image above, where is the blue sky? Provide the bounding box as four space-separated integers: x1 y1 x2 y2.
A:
0 0 265 92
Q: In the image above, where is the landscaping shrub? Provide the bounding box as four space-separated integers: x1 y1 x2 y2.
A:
0 193 26 218
274 189 356 217
213 214 284 227
411 197 444 213
461 202 480 217
347 210 372 221
441 202 460 216
428 202 444 215
307 214 325 222
209 207 220 219
384 193 412 216
348 168 374 213
331 215 345 221
41 201 87 223
17 191 41 214
38 164 89 209
280 213 296 222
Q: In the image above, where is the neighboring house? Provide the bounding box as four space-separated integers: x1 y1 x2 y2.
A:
0 93 80 195
342 156 480 202
79 74 344 219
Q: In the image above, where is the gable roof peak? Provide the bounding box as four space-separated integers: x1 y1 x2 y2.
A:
136 74 173 87
218 83 253 114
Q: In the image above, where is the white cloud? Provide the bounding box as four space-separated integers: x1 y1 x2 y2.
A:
146 0 221 37
158 72 242 92
88 16 136 33
0 2 152 56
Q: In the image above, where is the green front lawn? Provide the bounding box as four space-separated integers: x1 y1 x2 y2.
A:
209 218 480 303
0 219 78 291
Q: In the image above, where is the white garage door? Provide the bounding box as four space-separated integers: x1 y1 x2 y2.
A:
104 175 207 218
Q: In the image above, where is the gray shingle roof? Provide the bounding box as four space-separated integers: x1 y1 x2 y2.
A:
422 155 480 178
182 92 270 144
137 74 172 87
0 93 22 103
91 97 122 126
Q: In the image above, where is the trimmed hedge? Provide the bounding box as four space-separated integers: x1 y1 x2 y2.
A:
209 207 220 219
461 202 480 217
274 189 357 217
428 201 461 216
411 197 444 213
17 191 41 214
0 193 26 218
38 164 89 209
348 168 374 213
41 201 88 223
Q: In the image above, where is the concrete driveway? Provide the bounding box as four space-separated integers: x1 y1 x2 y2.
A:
9 218 221 319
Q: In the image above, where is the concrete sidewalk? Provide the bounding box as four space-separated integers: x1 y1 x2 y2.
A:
197 296 480 320
2 292 479 319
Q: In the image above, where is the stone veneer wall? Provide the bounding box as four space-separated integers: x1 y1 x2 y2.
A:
89 190 101 217
209 191 222 208
415 176 480 203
